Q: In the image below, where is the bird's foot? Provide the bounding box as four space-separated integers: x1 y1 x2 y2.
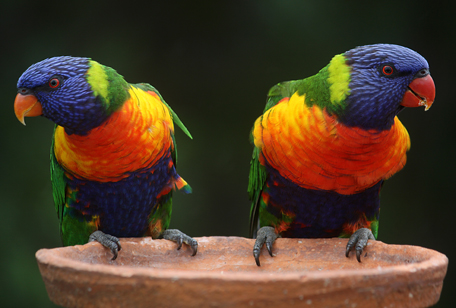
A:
253 226 279 267
89 230 122 260
345 228 375 262
161 229 198 256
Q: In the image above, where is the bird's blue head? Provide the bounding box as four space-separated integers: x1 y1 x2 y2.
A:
15 56 129 135
337 44 435 130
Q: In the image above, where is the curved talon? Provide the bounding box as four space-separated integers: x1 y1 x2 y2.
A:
345 245 351 258
345 232 359 258
176 237 183 250
253 242 263 266
189 239 198 256
110 247 119 260
356 248 363 263
254 251 261 267
266 241 274 257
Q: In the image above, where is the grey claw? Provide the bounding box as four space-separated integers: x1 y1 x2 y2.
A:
252 226 278 267
254 252 261 267
345 245 351 258
162 229 198 256
89 230 121 260
345 228 375 262
189 239 198 256
356 249 362 263
266 241 274 257
176 237 183 250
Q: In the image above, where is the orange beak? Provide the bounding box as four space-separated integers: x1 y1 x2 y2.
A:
14 93 43 125
400 74 436 111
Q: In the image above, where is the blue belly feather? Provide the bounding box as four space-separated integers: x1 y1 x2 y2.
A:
263 165 382 238
66 152 177 237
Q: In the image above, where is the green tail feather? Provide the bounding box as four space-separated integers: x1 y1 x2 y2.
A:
50 125 66 228
248 147 266 200
163 101 193 139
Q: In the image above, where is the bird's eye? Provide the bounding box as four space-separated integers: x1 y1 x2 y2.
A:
416 68 429 78
49 78 60 88
382 65 394 76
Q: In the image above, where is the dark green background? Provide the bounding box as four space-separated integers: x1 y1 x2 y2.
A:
1 1 454 307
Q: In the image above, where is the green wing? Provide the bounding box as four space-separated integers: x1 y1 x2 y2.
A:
248 80 301 237
50 125 66 236
146 132 187 239
51 126 99 246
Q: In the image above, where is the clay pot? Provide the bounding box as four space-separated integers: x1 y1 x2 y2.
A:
36 237 447 308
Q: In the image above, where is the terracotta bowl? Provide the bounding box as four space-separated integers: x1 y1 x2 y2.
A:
36 236 448 308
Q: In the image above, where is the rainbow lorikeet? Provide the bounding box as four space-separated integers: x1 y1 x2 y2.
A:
14 57 197 259
248 44 435 266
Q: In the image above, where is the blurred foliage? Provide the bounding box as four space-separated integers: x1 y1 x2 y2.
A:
0 1 454 307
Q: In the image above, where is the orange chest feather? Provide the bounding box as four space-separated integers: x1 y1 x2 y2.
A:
253 93 411 194
54 88 174 182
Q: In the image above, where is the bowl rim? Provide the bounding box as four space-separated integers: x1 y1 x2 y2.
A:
36 236 449 283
